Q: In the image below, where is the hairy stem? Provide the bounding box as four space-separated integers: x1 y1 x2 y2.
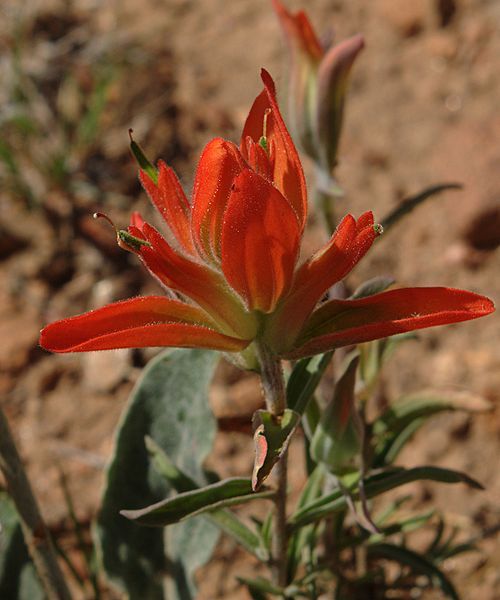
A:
0 406 72 600
273 450 288 587
256 342 288 587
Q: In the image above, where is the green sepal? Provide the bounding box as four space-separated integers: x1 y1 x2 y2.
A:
252 408 301 491
129 133 158 184
117 230 152 251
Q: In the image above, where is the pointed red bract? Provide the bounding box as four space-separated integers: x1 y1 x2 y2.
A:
285 287 495 358
138 223 257 339
40 296 249 353
140 161 195 255
268 212 377 350
221 170 301 313
241 69 307 230
191 138 247 262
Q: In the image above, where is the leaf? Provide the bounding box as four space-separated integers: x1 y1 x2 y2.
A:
374 391 491 436
238 576 284 597
367 543 460 599
372 391 492 467
380 183 462 232
310 354 362 474
287 465 325 581
252 409 301 490
286 352 333 416
339 511 434 549
350 276 395 299
121 478 273 526
145 436 267 558
290 466 482 530
0 493 45 600
96 349 220 600
164 518 219 600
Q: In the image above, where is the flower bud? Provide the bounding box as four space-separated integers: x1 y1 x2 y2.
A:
273 1 364 186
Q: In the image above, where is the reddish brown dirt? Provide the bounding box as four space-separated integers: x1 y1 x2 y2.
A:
1 0 499 598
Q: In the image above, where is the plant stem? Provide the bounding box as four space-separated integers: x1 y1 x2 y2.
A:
0 405 72 600
273 450 288 587
256 342 288 587
257 342 286 417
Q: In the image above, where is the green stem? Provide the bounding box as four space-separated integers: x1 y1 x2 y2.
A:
256 342 288 587
0 405 72 600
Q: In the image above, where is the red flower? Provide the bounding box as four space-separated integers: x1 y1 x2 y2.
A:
40 71 494 361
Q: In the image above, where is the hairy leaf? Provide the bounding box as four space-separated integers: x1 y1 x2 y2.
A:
96 349 219 600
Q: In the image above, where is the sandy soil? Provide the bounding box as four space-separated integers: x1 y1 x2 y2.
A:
1 0 499 597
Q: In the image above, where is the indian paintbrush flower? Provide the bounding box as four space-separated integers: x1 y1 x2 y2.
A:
40 70 494 363
272 0 364 192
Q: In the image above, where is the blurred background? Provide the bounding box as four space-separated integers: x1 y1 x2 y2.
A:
1 0 499 597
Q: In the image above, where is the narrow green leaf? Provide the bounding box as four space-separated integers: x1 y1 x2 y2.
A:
377 418 425 466
373 392 491 467
340 511 434 549
286 352 333 415
96 349 220 600
291 466 482 530
287 465 325 581
374 494 412 526
374 392 491 437
367 543 460 599
381 183 462 232
146 436 267 559
121 478 273 526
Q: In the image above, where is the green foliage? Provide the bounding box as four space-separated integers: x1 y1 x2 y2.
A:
121 477 273 526
286 352 334 415
290 466 482 530
96 349 220 600
310 354 362 475
380 183 463 231
367 543 459 599
0 493 44 600
146 434 269 558
372 391 491 467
